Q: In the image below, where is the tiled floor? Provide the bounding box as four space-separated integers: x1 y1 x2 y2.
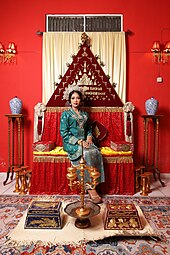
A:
0 172 170 196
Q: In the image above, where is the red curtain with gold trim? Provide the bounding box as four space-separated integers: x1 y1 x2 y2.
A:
30 160 134 195
41 111 125 147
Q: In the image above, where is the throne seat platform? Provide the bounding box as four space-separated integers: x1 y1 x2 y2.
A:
31 146 134 195
30 107 134 196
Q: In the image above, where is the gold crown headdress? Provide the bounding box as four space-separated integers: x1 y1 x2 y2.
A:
63 84 88 101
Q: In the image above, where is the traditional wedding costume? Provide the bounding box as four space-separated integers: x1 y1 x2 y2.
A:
60 108 105 184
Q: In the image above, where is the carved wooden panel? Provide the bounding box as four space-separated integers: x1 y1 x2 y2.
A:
46 15 122 32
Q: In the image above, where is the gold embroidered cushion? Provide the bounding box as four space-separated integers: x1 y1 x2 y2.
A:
110 141 134 152
33 141 56 152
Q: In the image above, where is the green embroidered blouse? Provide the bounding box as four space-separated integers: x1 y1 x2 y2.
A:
60 108 92 161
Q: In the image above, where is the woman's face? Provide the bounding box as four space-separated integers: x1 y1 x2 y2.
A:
70 92 81 108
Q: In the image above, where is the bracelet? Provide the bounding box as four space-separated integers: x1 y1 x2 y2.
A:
77 139 83 145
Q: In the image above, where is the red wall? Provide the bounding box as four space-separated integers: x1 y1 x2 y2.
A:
0 0 170 175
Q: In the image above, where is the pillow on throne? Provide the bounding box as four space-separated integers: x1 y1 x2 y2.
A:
33 141 56 152
91 121 108 147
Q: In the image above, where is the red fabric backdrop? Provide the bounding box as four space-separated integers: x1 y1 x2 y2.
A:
30 159 134 195
41 109 125 147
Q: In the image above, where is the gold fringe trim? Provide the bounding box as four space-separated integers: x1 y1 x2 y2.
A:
33 155 133 164
46 107 123 113
33 156 69 163
46 107 69 113
103 156 133 163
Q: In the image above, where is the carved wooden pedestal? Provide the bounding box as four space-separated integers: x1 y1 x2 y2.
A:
4 114 24 185
141 115 164 187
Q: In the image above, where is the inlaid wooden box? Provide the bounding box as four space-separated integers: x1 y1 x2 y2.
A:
33 141 56 152
24 200 62 229
104 203 143 230
110 141 134 151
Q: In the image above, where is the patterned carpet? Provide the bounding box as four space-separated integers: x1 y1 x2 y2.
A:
0 195 170 255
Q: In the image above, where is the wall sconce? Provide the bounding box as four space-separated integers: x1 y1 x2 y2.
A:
0 42 17 64
151 41 170 63
0 42 5 63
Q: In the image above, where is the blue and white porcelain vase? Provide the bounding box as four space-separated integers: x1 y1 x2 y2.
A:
145 97 158 115
9 96 23 114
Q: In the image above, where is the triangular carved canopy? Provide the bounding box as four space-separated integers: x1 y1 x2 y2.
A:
47 40 123 107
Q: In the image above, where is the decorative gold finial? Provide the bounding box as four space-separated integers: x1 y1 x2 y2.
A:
81 32 90 46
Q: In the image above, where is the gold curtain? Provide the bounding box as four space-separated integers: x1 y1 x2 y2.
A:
42 32 126 104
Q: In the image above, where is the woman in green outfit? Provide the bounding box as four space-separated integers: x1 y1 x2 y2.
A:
60 89 105 203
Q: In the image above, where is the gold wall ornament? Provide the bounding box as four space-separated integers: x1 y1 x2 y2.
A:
0 42 17 64
64 149 101 229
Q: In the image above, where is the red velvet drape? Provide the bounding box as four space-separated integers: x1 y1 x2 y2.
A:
98 161 134 195
30 160 134 195
89 111 125 146
41 111 63 146
30 160 77 195
41 110 125 147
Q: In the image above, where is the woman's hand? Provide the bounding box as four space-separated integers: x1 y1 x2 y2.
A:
86 136 93 147
77 140 90 148
82 141 90 148
77 136 93 148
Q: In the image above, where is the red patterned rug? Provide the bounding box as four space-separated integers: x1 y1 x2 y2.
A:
0 195 170 255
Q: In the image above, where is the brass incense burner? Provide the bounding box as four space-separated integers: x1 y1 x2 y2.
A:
64 155 101 228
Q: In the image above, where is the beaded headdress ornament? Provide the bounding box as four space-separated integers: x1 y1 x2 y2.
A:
63 84 87 101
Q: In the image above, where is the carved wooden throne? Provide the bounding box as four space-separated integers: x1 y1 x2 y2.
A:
30 33 135 195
